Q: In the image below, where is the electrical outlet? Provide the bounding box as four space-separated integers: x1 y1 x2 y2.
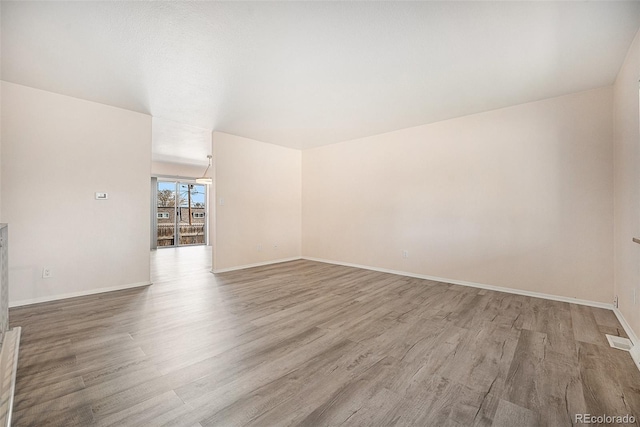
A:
614 295 619 308
402 250 409 259
42 268 53 279
257 244 263 252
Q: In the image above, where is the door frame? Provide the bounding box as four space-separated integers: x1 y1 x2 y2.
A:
152 178 208 249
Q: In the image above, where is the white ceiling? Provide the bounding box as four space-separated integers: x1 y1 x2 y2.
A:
152 118 212 166
2 1 640 161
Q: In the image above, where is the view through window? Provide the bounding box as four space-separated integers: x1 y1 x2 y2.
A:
156 181 207 247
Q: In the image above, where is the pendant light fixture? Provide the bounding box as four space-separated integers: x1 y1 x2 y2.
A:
196 155 213 185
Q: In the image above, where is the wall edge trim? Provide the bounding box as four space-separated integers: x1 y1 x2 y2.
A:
302 256 613 309
8 281 152 308
613 308 640 371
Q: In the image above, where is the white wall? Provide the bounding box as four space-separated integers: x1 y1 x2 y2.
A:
151 161 205 179
213 132 301 271
303 87 614 304
0 4 3 222
614 29 640 342
1 82 152 305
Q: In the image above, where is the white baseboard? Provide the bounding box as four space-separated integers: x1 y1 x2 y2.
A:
302 257 613 310
212 257 302 274
8 281 152 308
613 308 639 344
613 308 640 371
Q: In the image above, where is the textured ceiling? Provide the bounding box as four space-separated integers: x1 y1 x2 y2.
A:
152 118 212 166
2 1 640 161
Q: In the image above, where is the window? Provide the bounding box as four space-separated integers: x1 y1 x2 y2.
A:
192 212 205 218
157 212 170 219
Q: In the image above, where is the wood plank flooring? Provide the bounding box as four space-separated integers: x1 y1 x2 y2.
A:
8 246 640 426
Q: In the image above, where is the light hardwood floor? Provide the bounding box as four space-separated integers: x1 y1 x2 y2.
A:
9 246 640 426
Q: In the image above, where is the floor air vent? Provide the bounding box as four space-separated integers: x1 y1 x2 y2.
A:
606 334 633 351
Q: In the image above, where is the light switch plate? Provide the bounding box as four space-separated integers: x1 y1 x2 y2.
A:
95 192 108 200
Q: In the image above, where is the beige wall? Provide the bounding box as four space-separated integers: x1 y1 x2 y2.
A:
614 29 640 341
1 82 152 305
213 131 301 271
0 5 2 222
303 87 614 303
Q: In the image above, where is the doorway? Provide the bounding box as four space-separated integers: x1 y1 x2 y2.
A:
155 180 207 248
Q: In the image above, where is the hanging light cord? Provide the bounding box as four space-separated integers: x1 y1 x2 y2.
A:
201 155 212 177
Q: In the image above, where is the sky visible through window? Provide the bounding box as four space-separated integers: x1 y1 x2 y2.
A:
158 181 205 207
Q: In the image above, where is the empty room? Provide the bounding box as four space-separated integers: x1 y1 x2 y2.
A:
1 1 640 426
